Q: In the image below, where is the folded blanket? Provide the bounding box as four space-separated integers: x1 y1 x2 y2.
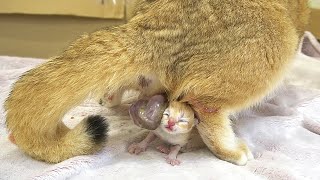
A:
0 32 320 180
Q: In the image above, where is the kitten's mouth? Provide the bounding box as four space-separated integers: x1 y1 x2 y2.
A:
165 125 174 131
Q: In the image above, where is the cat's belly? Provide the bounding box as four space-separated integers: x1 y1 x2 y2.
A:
153 127 189 146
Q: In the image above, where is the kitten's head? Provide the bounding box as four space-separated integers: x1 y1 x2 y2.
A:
160 101 198 134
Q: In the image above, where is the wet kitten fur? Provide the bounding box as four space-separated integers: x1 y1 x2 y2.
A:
128 101 201 166
154 101 198 146
5 0 309 164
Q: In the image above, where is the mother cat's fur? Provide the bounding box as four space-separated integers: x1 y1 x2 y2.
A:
5 0 309 165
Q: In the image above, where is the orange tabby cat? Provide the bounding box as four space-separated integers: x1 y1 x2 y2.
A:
5 0 309 165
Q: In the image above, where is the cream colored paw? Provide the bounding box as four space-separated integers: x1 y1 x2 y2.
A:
246 150 254 161
214 140 253 166
165 156 181 166
238 139 254 161
216 150 248 166
128 143 147 155
232 152 248 166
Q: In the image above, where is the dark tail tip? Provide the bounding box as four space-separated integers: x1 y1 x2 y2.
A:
85 115 109 144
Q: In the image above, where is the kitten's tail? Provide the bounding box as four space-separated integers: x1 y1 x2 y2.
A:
4 29 136 163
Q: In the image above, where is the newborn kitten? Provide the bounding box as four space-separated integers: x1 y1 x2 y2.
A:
128 101 198 166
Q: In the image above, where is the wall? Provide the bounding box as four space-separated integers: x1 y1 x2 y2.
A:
308 7 320 39
0 14 124 58
0 1 318 58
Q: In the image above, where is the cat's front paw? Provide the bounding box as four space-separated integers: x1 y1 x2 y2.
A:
128 143 147 155
165 156 181 166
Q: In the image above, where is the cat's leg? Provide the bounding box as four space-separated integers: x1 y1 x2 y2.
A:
165 145 181 166
196 112 253 165
128 131 157 155
99 89 125 107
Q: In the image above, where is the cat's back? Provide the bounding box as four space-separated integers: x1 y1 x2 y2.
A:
119 0 310 105
127 0 307 65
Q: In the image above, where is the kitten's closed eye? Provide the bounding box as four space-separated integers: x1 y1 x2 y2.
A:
178 118 188 123
163 112 169 116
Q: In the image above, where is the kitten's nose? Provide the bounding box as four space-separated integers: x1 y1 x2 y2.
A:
168 118 175 126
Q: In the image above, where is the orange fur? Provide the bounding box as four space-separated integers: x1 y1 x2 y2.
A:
154 101 196 144
5 0 309 164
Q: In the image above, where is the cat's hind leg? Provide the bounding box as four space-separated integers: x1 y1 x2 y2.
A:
196 112 253 165
99 89 125 107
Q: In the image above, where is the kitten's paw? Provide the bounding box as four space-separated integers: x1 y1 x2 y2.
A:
156 145 170 154
165 156 181 166
128 143 146 155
